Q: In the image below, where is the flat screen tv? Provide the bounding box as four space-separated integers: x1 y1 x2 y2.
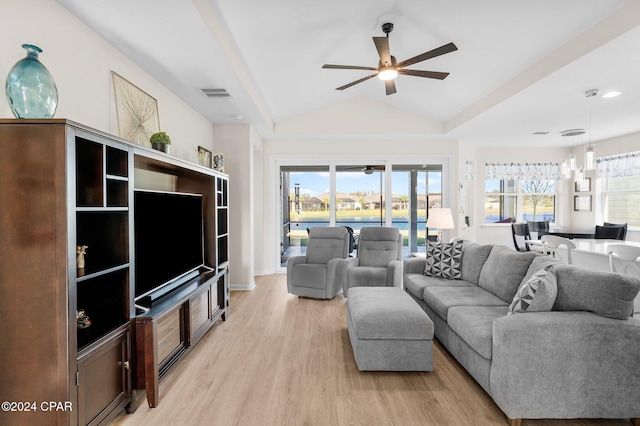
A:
134 190 204 302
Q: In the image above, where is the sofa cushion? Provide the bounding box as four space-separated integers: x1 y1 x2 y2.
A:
447 305 509 360
424 240 463 279
404 273 474 300
478 246 537 303
508 265 557 315
423 285 508 321
460 242 494 285
553 264 640 319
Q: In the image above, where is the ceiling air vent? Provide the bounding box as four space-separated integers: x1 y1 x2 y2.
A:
532 132 550 135
561 129 586 137
199 88 231 98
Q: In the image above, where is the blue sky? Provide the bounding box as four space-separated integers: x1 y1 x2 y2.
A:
290 171 441 197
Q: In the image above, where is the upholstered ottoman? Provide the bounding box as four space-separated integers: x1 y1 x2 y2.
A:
347 287 434 371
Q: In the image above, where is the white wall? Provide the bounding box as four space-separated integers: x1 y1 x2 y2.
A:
213 124 263 289
457 141 477 242
0 0 215 163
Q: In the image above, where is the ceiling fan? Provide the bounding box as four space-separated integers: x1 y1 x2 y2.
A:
322 23 457 95
336 165 385 174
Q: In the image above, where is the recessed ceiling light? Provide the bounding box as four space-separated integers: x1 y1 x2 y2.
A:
602 91 621 98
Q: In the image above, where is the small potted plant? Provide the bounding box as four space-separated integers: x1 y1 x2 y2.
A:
149 131 171 153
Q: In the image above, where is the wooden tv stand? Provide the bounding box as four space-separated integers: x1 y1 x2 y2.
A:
134 268 227 408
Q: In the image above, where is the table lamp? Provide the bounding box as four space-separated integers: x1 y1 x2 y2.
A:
427 208 455 242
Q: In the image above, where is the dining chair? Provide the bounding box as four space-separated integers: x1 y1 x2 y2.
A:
603 222 628 240
594 225 625 240
608 244 640 316
608 244 640 277
511 223 544 253
527 220 550 240
541 235 576 264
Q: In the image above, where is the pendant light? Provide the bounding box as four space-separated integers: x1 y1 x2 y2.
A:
584 89 597 170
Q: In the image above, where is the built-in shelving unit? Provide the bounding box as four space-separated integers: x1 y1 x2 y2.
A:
216 177 229 270
0 119 229 425
75 138 131 352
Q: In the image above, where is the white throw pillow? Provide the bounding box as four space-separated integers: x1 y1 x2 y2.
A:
508 265 558 315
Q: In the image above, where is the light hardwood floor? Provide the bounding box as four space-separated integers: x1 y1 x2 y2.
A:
114 275 631 426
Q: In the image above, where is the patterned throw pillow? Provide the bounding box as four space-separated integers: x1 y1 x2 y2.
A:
508 265 558 315
424 240 463 279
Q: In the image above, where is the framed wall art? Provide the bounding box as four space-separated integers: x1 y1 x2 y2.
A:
574 195 592 212
575 177 591 192
198 146 212 168
112 72 160 147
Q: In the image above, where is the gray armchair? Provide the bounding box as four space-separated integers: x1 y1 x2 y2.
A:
341 227 403 297
287 226 350 299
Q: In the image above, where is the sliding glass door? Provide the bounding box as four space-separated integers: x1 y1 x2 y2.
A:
280 166 329 266
392 165 443 255
335 165 386 238
277 158 447 267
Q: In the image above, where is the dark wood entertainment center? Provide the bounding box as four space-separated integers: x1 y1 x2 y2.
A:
0 119 229 426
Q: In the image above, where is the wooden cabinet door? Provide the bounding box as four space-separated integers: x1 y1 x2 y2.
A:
190 289 211 344
77 328 130 426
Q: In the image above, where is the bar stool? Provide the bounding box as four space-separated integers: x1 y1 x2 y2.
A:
541 235 575 264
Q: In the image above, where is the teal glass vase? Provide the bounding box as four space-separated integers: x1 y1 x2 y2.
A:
5 44 58 118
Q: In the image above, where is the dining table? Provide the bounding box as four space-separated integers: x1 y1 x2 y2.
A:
537 225 595 239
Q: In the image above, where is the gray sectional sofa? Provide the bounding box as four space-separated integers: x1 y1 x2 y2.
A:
403 241 640 425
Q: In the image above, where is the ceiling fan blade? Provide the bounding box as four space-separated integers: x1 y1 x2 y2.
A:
323 64 378 71
385 79 396 95
335 74 377 91
396 42 458 68
398 69 450 80
373 37 392 66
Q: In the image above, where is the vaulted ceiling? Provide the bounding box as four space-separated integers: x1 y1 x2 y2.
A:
58 0 640 148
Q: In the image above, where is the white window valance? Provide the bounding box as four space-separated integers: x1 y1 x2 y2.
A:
596 151 640 178
485 162 561 181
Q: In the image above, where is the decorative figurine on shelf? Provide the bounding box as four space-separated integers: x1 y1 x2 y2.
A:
77 245 88 269
77 309 92 329
213 153 224 172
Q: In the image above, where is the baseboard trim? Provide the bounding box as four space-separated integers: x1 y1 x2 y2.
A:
230 281 256 291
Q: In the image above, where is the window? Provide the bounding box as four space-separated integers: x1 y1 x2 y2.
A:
597 151 640 227
484 179 556 224
521 180 556 222
276 158 448 268
603 175 640 226
484 179 517 223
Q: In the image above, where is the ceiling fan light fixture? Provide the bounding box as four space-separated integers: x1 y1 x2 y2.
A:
602 91 621 98
378 67 398 81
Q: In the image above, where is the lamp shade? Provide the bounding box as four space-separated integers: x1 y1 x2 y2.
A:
427 208 455 230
